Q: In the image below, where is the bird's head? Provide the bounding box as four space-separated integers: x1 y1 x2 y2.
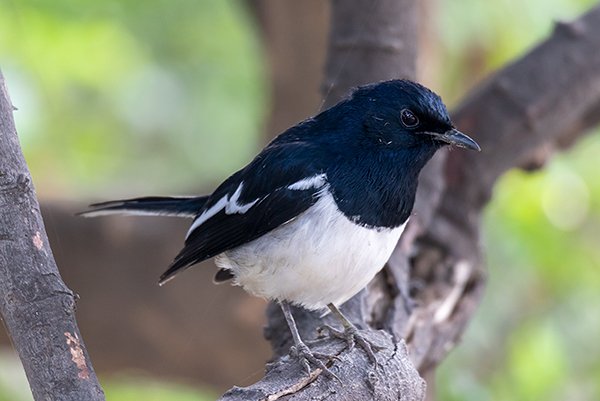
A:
346 80 480 152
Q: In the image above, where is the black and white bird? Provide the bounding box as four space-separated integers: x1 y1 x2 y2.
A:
83 79 480 377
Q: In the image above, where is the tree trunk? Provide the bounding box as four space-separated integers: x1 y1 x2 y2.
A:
0 71 105 400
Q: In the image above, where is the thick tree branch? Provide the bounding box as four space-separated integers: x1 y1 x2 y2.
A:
0 71 105 400
220 3 600 401
407 4 600 374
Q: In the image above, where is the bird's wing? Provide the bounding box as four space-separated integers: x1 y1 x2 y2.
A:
159 141 329 284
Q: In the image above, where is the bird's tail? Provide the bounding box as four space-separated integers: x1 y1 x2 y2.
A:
79 196 210 218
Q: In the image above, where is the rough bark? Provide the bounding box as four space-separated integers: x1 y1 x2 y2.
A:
220 3 600 401
0 71 105 400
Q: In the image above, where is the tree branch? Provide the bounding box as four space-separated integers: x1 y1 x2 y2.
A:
408 4 600 374
0 71 105 400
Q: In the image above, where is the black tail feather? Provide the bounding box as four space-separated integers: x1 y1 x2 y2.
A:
79 195 209 218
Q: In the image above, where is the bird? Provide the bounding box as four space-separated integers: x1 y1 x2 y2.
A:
82 79 480 378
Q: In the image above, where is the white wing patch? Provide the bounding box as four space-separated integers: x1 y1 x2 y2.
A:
186 183 258 239
225 184 258 214
186 174 327 239
287 173 327 191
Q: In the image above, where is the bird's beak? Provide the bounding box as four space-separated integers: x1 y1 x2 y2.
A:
436 128 481 151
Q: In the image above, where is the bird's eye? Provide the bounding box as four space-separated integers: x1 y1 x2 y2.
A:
400 109 419 128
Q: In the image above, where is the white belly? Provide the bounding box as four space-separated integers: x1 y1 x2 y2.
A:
215 191 406 310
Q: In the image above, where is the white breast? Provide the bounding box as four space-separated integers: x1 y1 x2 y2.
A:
215 190 406 310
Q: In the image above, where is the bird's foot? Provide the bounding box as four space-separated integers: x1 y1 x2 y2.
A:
289 341 340 381
319 324 380 365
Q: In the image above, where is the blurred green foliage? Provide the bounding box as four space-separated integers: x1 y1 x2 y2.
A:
1 0 266 198
434 1 600 400
439 139 600 401
1 0 600 400
434 0 597 102
103 376 216 401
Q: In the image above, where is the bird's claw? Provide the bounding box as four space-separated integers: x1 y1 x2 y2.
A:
290 342 341 381
319 324 380 365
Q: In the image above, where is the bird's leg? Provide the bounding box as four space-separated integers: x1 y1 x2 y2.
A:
278 301 340 380
320 303 379 365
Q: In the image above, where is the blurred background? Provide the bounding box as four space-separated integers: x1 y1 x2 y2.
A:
1 0 600 400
